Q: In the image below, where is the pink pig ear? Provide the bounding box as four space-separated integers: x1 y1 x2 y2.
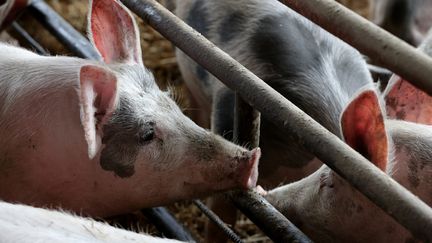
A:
341 90 388 171
88 0 142 64
384 75 432 125
79 65 118 159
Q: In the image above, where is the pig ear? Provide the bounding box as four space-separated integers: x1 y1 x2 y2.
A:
88 0 142 65
79 65 118 159
341 90 388 171
384 75 432 125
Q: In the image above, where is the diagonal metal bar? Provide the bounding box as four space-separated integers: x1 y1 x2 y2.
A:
229 190 312 243
10 21 47 55
193 200 244 243
279 0 432 97
26 0 101 60
121 0 432 241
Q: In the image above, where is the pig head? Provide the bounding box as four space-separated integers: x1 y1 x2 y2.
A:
0 0 260 217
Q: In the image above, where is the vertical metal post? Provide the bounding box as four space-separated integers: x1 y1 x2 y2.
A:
228 95 312 243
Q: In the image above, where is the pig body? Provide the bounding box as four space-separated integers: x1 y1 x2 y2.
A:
0 0 260 217
0 201 182 243
372 0 432 45
176 0 374 187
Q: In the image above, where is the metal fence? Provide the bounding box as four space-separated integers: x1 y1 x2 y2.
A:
3 0 432 242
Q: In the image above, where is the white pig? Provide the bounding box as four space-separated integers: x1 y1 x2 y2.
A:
0 201 184 242
0 0 260 218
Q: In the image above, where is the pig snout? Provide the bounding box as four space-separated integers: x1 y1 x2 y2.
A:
239 148 261 189
187 134 261 195
237 147 261 189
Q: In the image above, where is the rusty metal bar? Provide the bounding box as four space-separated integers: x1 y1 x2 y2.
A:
10 21 47 55
279 0 432 97
121 0 432 241
193 200 243 243
229 190 312 243
26 0 101 60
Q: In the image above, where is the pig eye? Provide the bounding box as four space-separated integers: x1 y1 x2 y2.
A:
139 128 155 145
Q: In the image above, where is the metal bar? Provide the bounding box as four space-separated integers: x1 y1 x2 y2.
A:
21 4 193 240
230 96 312 243
26 0 101 60
193 200 243 243
229 190 312 243
279 0 432 96
121 0 432 241
233 94 261 149
142 207 196 242
10 21 47 55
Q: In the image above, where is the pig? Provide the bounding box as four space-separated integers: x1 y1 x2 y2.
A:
0 0 261 218
372 0 432 45
0 201 184 242
264 90 432 242
264 30 432 243
174 0 378 241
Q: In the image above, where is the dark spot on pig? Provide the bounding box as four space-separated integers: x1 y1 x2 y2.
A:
250 13 349 135
100 143 137 178
101 98 155 177
250 13 320 80
212 87 235 141
386 97 398 111
186 0 210 37
93 181 98 188
356 205 363 213
396 110 407 120
218 10 248 43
